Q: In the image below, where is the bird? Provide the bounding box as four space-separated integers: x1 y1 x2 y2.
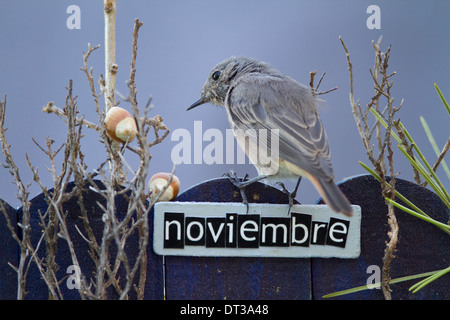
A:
188 56 353 216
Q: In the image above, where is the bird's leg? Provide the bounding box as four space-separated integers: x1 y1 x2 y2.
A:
276 181 289 194
277 176 303 215
222 170 267 213
290 176 302 208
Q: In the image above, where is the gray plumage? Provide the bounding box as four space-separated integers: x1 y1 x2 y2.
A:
188 56 353 216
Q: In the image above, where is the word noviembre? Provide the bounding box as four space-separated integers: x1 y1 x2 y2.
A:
163 212 350 249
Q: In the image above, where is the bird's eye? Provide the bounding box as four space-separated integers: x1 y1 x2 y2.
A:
211 71 221 80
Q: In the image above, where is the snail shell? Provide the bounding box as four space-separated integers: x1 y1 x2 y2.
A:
104 107 137 143
148 172 180 202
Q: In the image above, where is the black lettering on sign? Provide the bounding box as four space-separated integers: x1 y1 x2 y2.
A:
311 221 328 245
206 217 226 248
185 217 205 246
160 210 354 251
226 213 238 248
291 213 312 247
260 217 290 247
326 218 350 248
164 212 184 248
238 214 260 248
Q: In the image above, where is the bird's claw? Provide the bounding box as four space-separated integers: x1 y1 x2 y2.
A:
222 170 250 213
276 177 302 215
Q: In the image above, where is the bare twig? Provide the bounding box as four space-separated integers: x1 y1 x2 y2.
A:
433 138 450 173
104 0 117 112
340 36 401 299
309 70 338 96
394 120 422 184
42 101 101 133
1 12 171 300
0 95 31 299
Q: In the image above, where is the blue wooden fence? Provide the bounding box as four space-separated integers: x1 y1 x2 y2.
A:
0 175 448 299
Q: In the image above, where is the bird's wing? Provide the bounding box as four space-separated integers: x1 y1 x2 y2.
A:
226 74 334 180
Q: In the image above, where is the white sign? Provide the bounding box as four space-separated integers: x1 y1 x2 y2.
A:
153 202 361 258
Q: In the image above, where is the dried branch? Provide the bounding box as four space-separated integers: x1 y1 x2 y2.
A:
309 70 338 96
1 11 171 300
340 37 374 160
42 102 101 133
432 138 450 174
0 95 32 299
340 36 401 299
81 43 102 106
104 0 117 112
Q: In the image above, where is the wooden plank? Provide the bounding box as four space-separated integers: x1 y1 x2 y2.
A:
164 177 311 300
0 199 18 299
312 175 450 300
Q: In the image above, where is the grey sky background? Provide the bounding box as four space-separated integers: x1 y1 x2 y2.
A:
0 1 449 208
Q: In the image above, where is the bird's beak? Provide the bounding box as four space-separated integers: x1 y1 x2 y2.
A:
187 96 207 111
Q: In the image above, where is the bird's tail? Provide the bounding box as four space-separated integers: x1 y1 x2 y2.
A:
308 175 353 217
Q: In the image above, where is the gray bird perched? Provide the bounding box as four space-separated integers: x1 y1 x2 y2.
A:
188 56 353 216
